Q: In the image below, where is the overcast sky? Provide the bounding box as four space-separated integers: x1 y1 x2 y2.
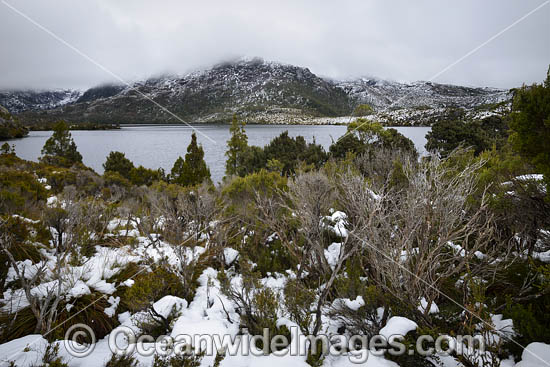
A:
1 0 549 90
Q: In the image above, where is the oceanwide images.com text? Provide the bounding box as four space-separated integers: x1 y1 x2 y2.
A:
65 324 485 364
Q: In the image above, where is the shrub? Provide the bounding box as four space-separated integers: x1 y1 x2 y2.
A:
283 278 316 334
51 292 117 342
152 350 204 367
219 260 286 347
40 343 68 367
122 267 186 312
353 104 374 117
104 353 138 367
129 165 165 186
0 167 48 215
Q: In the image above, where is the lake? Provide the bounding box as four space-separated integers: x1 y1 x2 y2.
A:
5 125 430 184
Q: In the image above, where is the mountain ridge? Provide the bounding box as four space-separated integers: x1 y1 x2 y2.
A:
1 58 512 126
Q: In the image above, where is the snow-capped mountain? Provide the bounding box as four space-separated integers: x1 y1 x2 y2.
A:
336 77 510 110
4 58 512 125
0 89 82 114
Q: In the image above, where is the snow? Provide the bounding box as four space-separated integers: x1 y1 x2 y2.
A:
224 248 239 266
68 280 91 299
515 342 550 367
485 314 515 345
89 280 116 295
324 243 342 270
448 241 466 257
491 314 514 335
152 295 188 318
322 211 348 239
104 296 120 317
46 196 58 207
379 317 417 339
533 250 550 263
0 335 48 367
417 297 439 314
333 296 365 311
515 174 544 182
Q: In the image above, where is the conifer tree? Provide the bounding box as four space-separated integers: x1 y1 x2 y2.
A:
225 115 249 177
40 120 82 166
509 65 550 195
171 132 211 186
103 151 135 179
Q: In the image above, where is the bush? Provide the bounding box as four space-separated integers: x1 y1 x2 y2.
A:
41 343 68 367
0 168 48 215
219 261 287 349
122 267 186 312
50 292 117 342
105 353 138 367
353 104 374 117
152 350 204 367
129 165 166 186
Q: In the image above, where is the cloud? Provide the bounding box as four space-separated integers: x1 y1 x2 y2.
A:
0 0 548 90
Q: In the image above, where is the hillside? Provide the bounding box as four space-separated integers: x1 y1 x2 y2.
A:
4 59 512 126
0 89 82 114
0 105 28 140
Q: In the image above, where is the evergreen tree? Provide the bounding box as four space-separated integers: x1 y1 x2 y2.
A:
509 65 550 195
329 118 417 158
40 120 82 166
170 132 211 186
103 151 135 179
170 156 186 185
225 115 249 177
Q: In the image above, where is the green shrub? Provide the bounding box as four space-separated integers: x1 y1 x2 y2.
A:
0 168 48 214
51 292 117 342
41 343 68 367
0 307 36 343
129 165 165 186
104 353 138 367
121 267 186 312
284 278 315 334
152 350 204 367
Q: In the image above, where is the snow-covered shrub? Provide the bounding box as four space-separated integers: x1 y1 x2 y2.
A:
152 349 204 367
219 261 286 348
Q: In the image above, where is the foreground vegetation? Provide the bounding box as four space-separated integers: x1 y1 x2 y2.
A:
0 68 549 367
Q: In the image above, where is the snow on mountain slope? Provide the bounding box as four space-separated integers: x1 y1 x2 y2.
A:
0 90 83 114
336 77 510 110
3 59 512 125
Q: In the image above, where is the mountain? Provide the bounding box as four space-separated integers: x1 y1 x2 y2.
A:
3 58 512 126
0 89 82 115
336 78 509 110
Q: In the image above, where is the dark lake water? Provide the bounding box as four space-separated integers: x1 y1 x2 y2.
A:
5 125 430 183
